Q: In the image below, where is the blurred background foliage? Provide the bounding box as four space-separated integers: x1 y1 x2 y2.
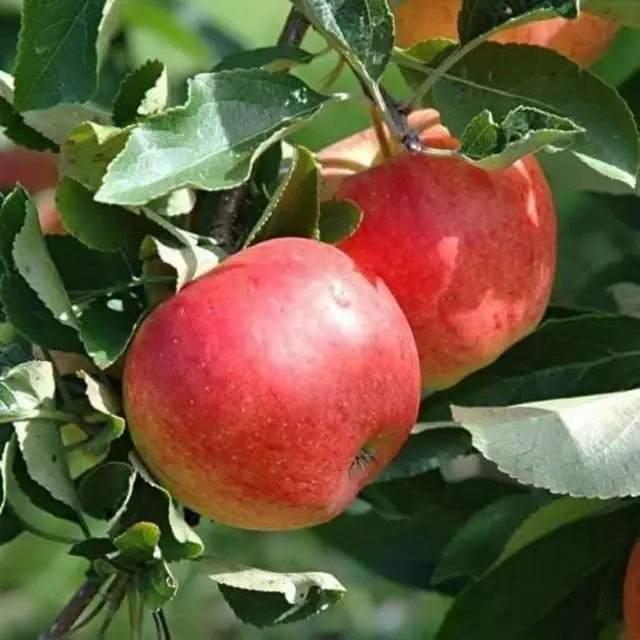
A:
1 0 640 638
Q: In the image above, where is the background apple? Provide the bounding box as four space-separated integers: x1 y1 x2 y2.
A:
0 146 104 375
123 237 421 531
319 111 557 391
391 0 619 67
0 146 59 195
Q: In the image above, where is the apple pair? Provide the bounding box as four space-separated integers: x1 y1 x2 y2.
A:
124 108 557 531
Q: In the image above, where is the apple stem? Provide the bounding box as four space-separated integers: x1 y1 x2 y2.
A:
370 106 394 161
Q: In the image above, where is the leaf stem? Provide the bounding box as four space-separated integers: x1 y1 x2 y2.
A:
405 40 480 109
0 409 77 425
39 575 106 639
370 105 393 160
70 276 176 305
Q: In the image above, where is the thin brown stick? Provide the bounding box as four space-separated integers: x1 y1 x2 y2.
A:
208 7 311 248
277 8 310 46
39 575 105 639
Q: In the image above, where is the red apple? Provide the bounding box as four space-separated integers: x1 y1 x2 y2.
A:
391 0 619 67
123 237 421 531
320 110 557 391
0 146 59 194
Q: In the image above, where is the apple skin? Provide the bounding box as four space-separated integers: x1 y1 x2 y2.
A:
625 540 640 640
391 0 619 67
322 113 556 391
0 146 59 195
123 237 421 531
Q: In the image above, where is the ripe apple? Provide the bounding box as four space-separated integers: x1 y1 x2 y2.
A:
123 237 421 531
319 110 557 391
391 0 619 67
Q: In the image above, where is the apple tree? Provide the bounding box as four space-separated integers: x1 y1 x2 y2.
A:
1 0 640 638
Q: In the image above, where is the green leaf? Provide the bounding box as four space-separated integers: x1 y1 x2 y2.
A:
374 426 472 483
138 558 177 611
78 371 126 453
46 234 136 295
113 521 161 563
419 313 640 422
60 122 130 193
0 360 53 418
55 177 149 253
112 60 168 127
457 0 578 44
318 200 363 245
78 461 136 521
435 503 640 640
496 497 609 565
13 0 108 111
95 69 333 206
459 107 583 168
400 42 640 188
0 273 82 352
519 568 609 640
585 0 640 27
69 537 117 560
316 475 521 590
78 293 145 370
0 504 23 546
60 421 109 480
0 188 28 269
361 470 524 522
207 563 346 628
11 445 79 524
0 73 58 152
141 232 223 292
123 454 203 562
432 492 552 585
244 144 322 247
12 191 78 330
7 361 81 511
21 102 112 149
293 0 393 83
451 388 640 499
214 45 315 72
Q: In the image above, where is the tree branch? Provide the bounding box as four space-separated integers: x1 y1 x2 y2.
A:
208 7 311 250
39 575 105 639
277 8 310 46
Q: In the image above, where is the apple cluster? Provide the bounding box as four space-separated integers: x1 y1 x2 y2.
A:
0 0 619 532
